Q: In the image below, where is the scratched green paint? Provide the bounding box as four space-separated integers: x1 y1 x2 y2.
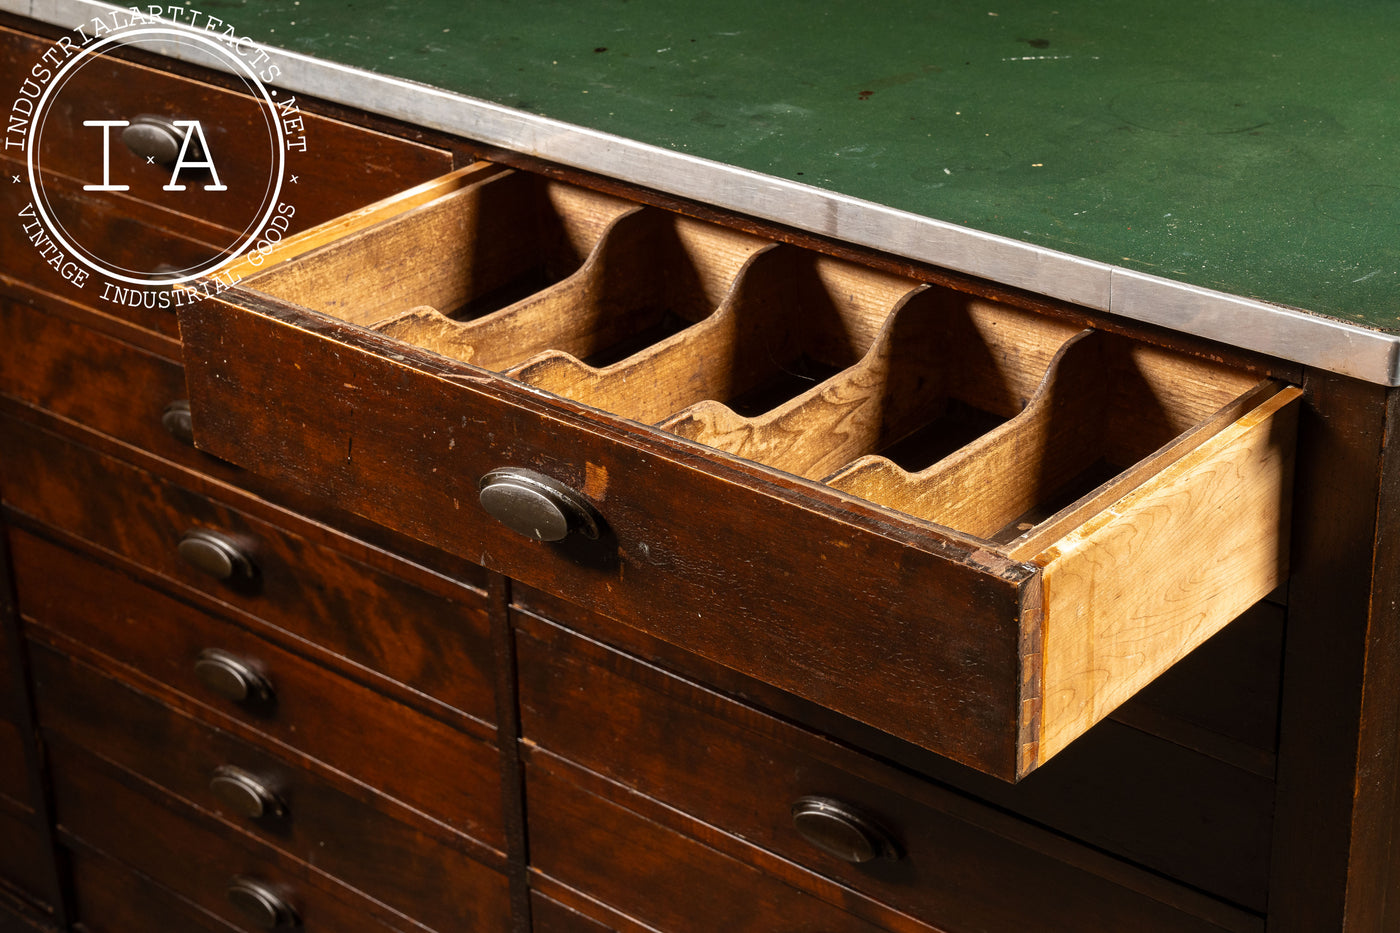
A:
217 0 1400 330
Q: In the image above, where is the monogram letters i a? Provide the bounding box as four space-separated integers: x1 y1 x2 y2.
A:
80 119 227 192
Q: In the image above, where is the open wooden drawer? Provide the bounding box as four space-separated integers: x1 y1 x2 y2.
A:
179 163 1299 781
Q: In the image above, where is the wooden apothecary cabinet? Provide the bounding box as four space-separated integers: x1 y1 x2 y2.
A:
2 10 1399 933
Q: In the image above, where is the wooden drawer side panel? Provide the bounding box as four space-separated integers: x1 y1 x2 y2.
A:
1035 386 1300 762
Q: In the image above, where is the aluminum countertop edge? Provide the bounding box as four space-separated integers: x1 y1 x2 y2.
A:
13 0 1400 386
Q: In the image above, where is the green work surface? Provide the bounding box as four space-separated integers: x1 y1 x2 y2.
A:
230 0 1400 331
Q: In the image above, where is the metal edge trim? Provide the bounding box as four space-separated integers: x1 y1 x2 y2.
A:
11 0 1400 385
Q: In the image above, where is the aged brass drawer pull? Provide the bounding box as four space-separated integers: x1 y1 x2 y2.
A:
210 765 286 821
226 876 298 930
790 796 897 864
478 468 600 543
177 529 255 583
194 649 274 709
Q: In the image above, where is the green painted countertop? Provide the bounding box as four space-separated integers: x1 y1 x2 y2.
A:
131 1 1400 332
222 0 1400 333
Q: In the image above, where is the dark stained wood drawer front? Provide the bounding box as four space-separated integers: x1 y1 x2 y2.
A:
10 528 502 852
49 738 505 932
1 152 228 340
67 844 246 933
0 25 453 246
0 296 197 467
181 168 1301 780
31 643 509 932
516 615 1264 933
0 718 30 810
0 805 55 915
526 748 919 933
0 415 495 729
529 892 616 933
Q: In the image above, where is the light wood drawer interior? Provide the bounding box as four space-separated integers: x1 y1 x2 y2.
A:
183 166 1300 779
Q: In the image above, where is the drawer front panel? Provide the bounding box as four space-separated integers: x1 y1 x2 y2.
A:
0 806 54 914
0 296 194 466
11 528 503 850
68 843 245 933
1 26 453 238
31 642 508 931
1 153 211 340
526 751 905 933
516 615 1267 929
181 203 1298 778
0 717 30 809
0 415 496 728
182 295 1030 778
529 892 615 933
50 738 507 932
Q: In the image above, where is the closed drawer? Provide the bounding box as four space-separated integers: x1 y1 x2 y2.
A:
31 641 507 932
0 718 29 810
0 296 194 461
0 620 32 813
516 614 1265 930
11 528 502 851
0 805 54 916
0 414 495 728
530 892 614 933
526 746 1251 933
67 843 244 933
0 151 228 340
526 749 916 933
182 166 1300 780
1 25 452 287
50 738 509 932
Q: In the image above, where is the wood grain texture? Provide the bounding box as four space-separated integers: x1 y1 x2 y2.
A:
517 244 911 424
1268 375 1398 932
226 162 505 283
0 808 54 923
180 292 1033 778
49 738 499 933
0 416 496 730
1035 386 1300 765
659 286 1075 480
0 26 453 236
529 892 619 933
11 529 503 851
65 843 242 933
516 613 1266 930
32 643 507 931
525 747 926 933
249 170 633 327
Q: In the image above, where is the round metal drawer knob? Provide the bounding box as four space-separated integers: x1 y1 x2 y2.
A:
161 399 195 445
194 649 274 707
210 766 286 821
178 529 254 583
790 796 897 864
478 468 600 542
226 877 297 930
121 115 197 166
